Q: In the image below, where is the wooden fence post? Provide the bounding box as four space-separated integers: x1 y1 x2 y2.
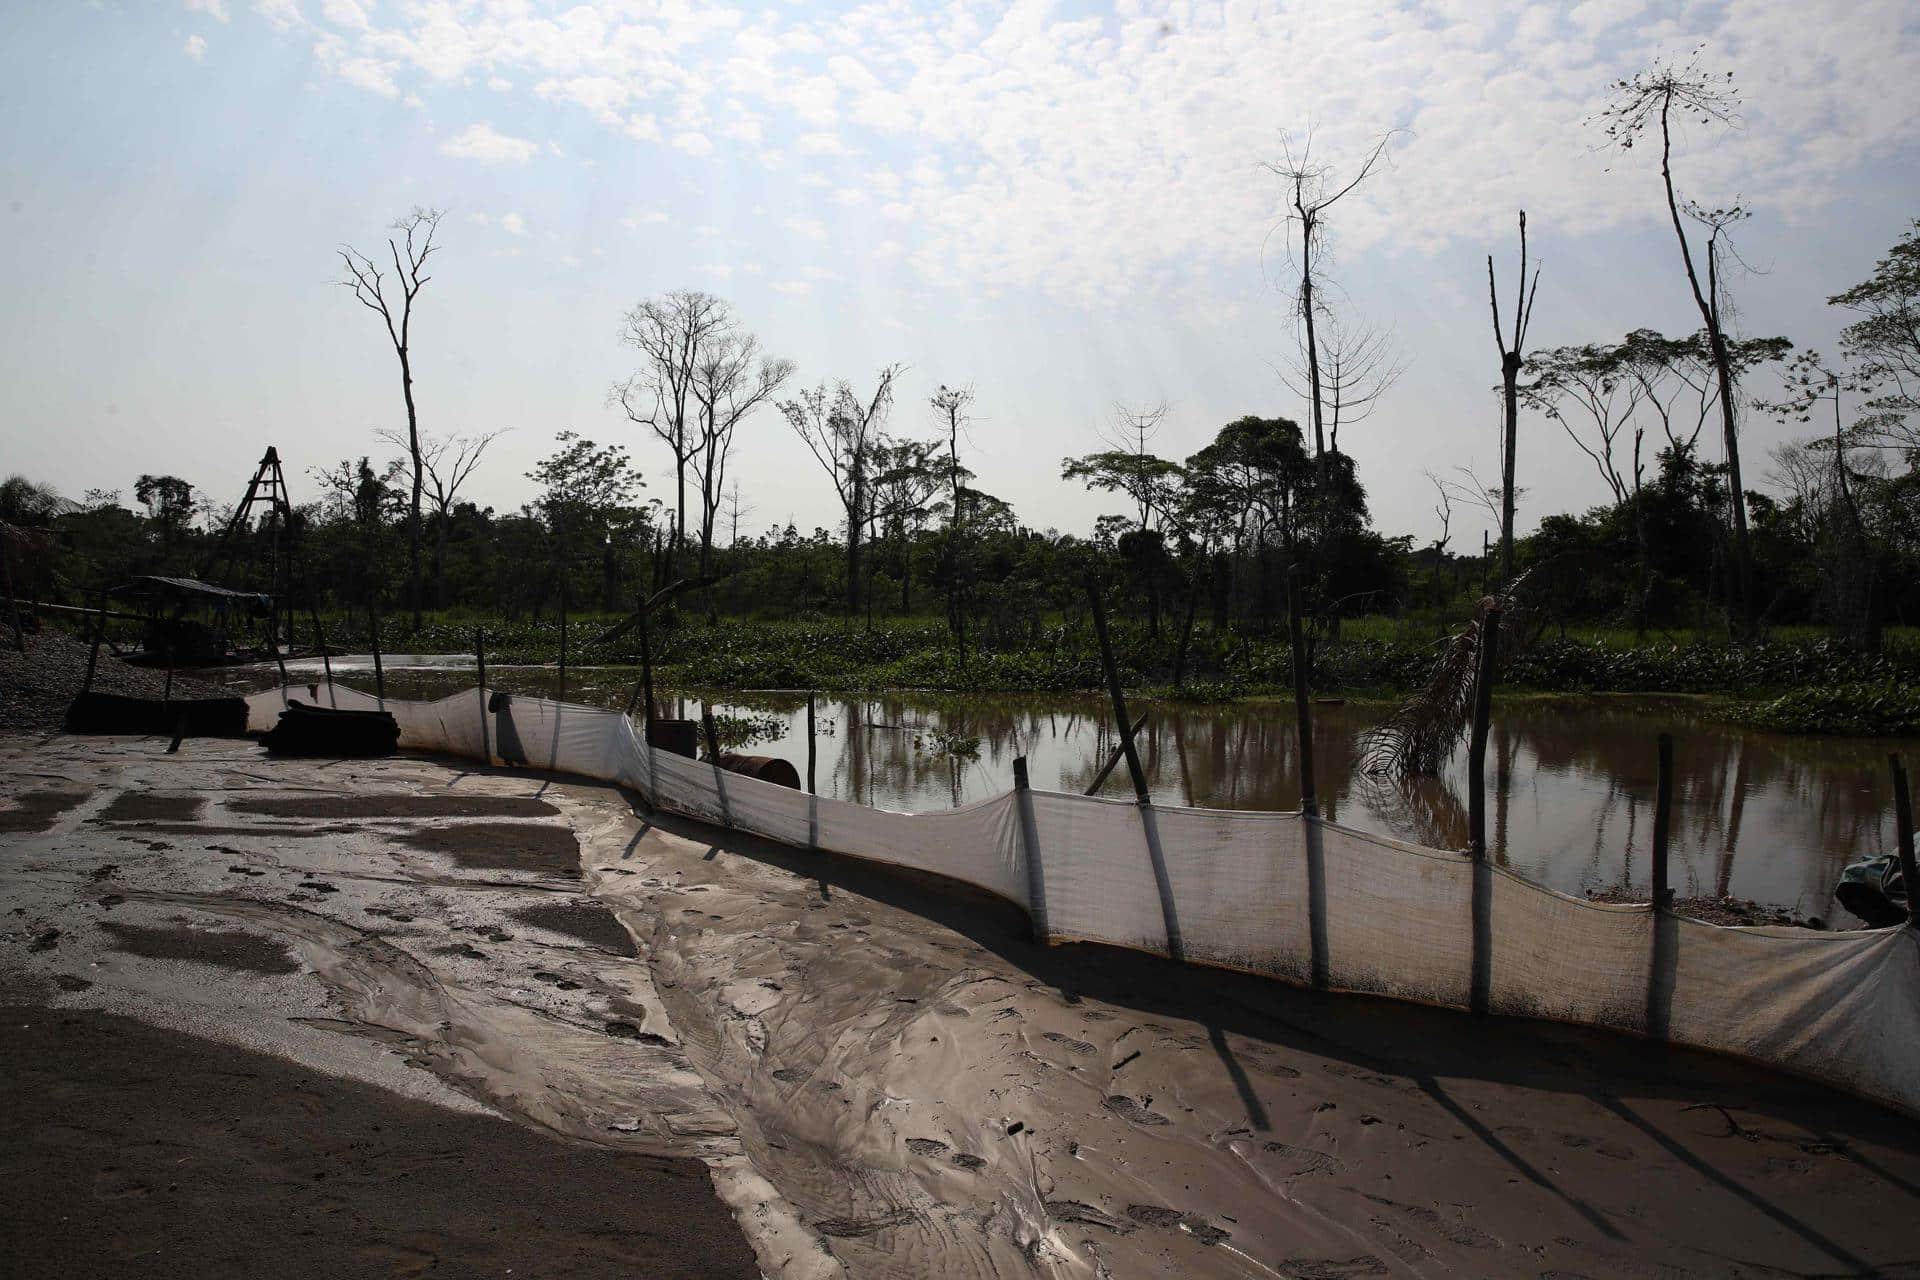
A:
1647 730 1678 1040
1014 755 1049 943
1652 733 1674 911
1084 579 1149 804
703 704 732 827
475 627 488 693
1467 608 1502 859
1467 607 1501 1017
80 596 104 697
806 692 817 795
1286 563 1317 815
558 590 568 703
368 601 385 701
1891 754 1918 929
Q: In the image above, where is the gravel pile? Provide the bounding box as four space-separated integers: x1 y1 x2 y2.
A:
0 625 227 735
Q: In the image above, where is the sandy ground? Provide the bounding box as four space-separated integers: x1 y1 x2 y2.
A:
3 734 1919 1278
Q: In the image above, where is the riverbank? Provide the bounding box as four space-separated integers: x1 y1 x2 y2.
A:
341 615 1920 727
5 734 1919 1277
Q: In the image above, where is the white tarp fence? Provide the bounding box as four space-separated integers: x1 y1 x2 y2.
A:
248 683 1920 1117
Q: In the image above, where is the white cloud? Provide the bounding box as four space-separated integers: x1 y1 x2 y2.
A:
183 34 208 61
784 217 827 241
319 0 367 32
499 212 526 235
184 0 229 22
771 279 811 295
232 0 1920 304
796 131 846 156
620 208 670 230
440 122 537 164
251 0 301 30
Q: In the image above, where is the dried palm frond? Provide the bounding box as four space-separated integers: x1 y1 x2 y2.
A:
1361 571 1533 777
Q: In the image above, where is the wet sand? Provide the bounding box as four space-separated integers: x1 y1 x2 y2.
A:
0 1005 756 1279
4 735 1919 1278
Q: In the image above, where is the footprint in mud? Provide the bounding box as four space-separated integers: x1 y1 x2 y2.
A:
1278 1259 1389 1278
1322 1062 1418 1094
905 1137 950 1157
1045 1200 1132 1233
1103 1095 1172 1126
1262 1141 1343 1175
770 1067 808 1084
1557 1133 1634 1160
811 1209 916 1238
605 1021 674 1047
1364 1195 1499 1248
297 881 339 894
950 1153 986 1171
227 866 266 877
1042 1031 1096 1056
1125 1205 1232 1246
531 971 583 991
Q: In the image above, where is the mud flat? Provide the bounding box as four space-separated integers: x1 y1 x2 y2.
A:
3 734 1919 1278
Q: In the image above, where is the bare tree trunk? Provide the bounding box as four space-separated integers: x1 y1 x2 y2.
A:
1298 208 1326 461
398 349 424 630
1658 99 1752 636
845 466 864 620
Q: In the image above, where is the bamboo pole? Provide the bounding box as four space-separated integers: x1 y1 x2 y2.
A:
1085 579 1149 804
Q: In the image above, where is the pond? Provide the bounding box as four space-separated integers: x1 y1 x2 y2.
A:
208 656 1915 926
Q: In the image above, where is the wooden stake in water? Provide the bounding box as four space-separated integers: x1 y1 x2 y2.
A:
1891 754 1918 928
475 627 487 694
1651 733 1674 911
1085 579 1149 804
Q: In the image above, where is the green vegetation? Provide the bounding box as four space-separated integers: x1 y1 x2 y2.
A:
1731 683 1920 737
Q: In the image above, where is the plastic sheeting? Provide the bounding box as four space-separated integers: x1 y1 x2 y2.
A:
244 682 1920 1117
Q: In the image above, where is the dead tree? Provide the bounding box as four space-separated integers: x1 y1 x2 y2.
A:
1266 132 1396 462
338 207 443 630
1487 210 1542 585
930 383 976 659
378 428 504 609
690 331 793 584
611 290 732 581
780 365 904 621
1594 55 1757 634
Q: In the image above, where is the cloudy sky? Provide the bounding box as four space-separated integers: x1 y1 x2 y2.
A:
3 0 1916 548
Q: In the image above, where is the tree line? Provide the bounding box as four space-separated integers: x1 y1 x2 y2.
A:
4 53 1916 660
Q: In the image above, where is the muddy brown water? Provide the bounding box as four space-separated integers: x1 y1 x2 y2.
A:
206 658 1920 925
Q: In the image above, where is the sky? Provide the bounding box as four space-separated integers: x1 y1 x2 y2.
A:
2 0 1917 550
